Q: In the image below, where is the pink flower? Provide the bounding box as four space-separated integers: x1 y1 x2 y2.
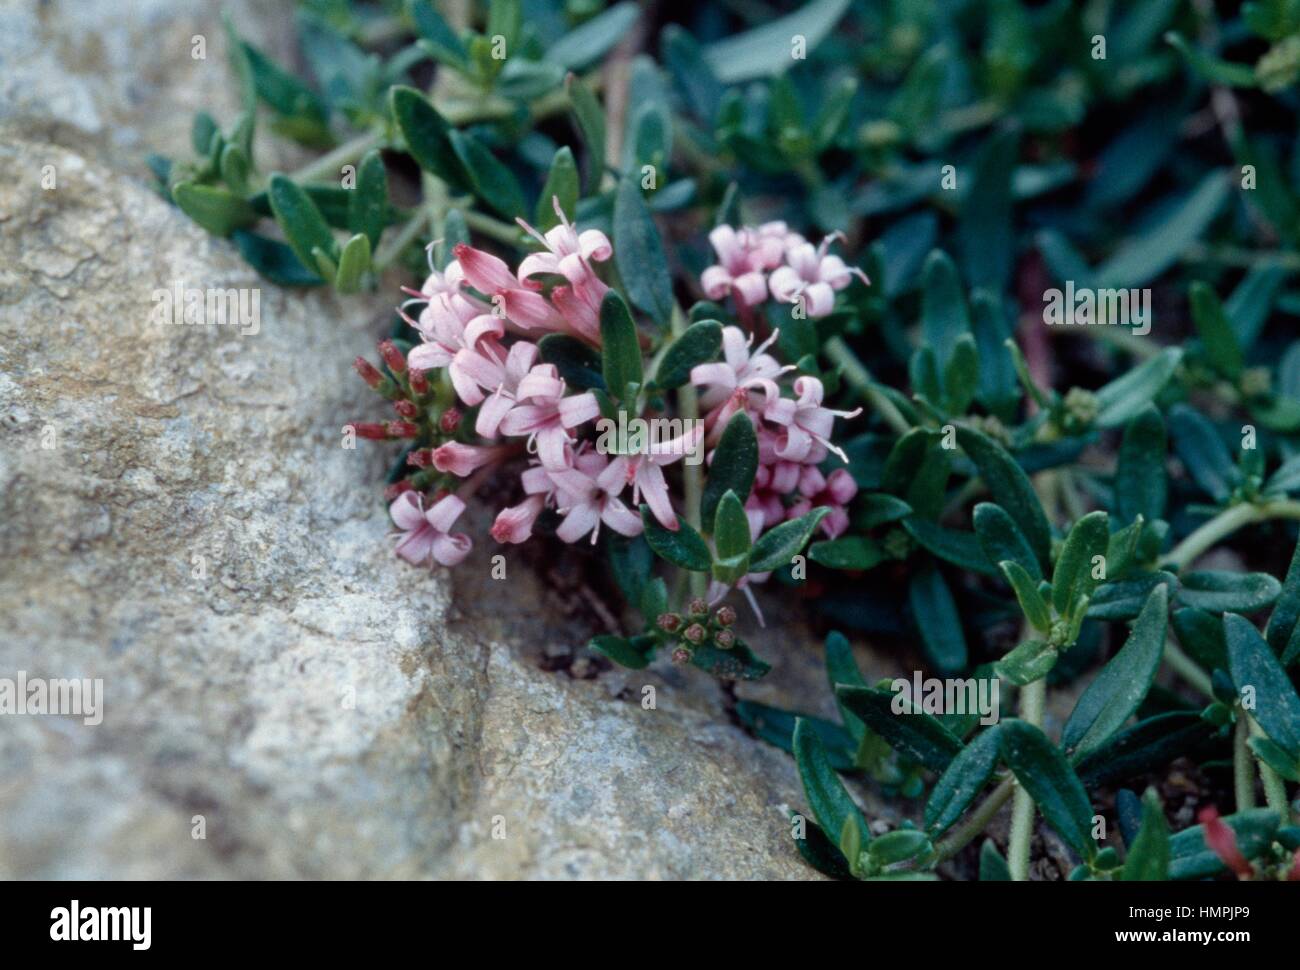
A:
786 466 858 539
700 225 771 306
764 376 862 463
769 235 868 318
597 423 703 531
402 305 505 407
474 340 540 438
690 327 789 436
454 243 566 332
548 451 643 544
497 364 600 469
389 492 472 567
490 465 557 544
516 198 612 287
431 441 510 478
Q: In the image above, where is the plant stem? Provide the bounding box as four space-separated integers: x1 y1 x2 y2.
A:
289 130 384 184
823 336 911 435
1008 678 1046 881
1163 639 1215 700
1164 499 1300 571
1249 718 1293 821
673 303 706 597
1234 716 1257 811
933 777 1017 862
462 209 524 246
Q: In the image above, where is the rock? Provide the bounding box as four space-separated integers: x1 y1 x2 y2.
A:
0 0 852 877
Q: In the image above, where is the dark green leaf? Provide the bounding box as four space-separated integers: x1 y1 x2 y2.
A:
700 411 758 527
566 73 606 195
333 232 371 293
536 147 579 229
447 130 525 218
1226 612 1300 757
1052 511 1111 616
171 181 257 237
974 502 1042 581
749 507 830 573
835 686 964 772
1076 711 1217 787
1189 281 1243 379
921 250 970 369
389 86 472 191
1063 584 1169 757
545 2 640 70
1169 809 1280 880
1122 789 1171 880
737 701 858 769
232 230 325 286
924 726 1003 836
349 149 388 249
703 0 852 83
994 638 1058 685
613 177 673 325
267 173 340 272
793 718 869 847
956 425 1052 569
1095 349 1183 428
958 129 1019 293
998 719 1096 859
909 566 969 673
652 320 722 390
589 633 655 669
1087 570 1178 620
979 840 1010 880
1116 405 1168 524
1267 536 1300 657
1178 571 1281 614
599 290 643 401
809 536 887 571
538 333 606 390
639 505 711 571
690 638 771 679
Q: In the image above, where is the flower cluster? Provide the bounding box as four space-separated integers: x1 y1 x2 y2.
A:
352 206 864 632
701 222 868 318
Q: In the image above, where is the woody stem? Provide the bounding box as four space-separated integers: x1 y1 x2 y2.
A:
673 303 707 598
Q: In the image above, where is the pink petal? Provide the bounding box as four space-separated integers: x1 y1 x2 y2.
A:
389 491 427 531
431 532 472 566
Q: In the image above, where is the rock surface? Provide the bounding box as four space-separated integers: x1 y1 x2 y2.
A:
0 0 892 879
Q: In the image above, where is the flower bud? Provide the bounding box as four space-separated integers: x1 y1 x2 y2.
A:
688 597 709 618
715 606 736 627
684 623 707 645
384 480 414 501
386 420 419 439
394 399 419 419
378 339 407 374
439 408 462 434
354 356 385 388
409 367 430 396
715 629 735 649
656 612 682 634
351 422 389 440
407 448 434 468
671 647 691 665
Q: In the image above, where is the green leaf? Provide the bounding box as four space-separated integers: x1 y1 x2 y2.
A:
598 290 643 402
700 411 758 528
1171 607 1228 671
1165 31 1259 87
219 144 250 195
1267 453 1300 495
1052 511 1111 616
749 507 830 573
538 333 605 390
389 86 471 191
1226 612 1300 757
882 428 951 520
239 40 330 134
171 181 257 237
712 491 752 583
333 232 371 293
1168 404 1239 503
267 173 340 273
1122 789 1171 881
613 177 673 325
1094 348 1183 428
1189 281 1244 379
447 130 525 218
979 840 1011 880
232 230 324 286
809 536 887 571
1095 172 1232 289
703 0 852 83
349 149 388 249
536 147 579 230
957 129 1019 294
793 718 869 850
1225 265 1288 349
1087 570 1178 621
793 818 853 879
738 702 857 769
924 726 1003 836
1076 711 1216 788
909 566 968 673
566 73 606 195
902 518 999 578
921 251 970 370
1249 735 1300 781
690 638 771 680
974 502 1041 581
651 320 722 390
1169 809 1280 880
1178 570 1281 614
407 0 468 68
942 334 980 416
824 631 868 744
589 633 655 669
662 25 724 124
1116 405 1168 524
998 719 1096 860
835 686 964 772
956 425 1052 570
994 638 1058 686
545 2 640 71
1062 584 1169 757
639 506 711 571
1266 536 1300 657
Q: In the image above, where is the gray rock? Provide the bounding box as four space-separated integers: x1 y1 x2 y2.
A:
0 1 865 879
